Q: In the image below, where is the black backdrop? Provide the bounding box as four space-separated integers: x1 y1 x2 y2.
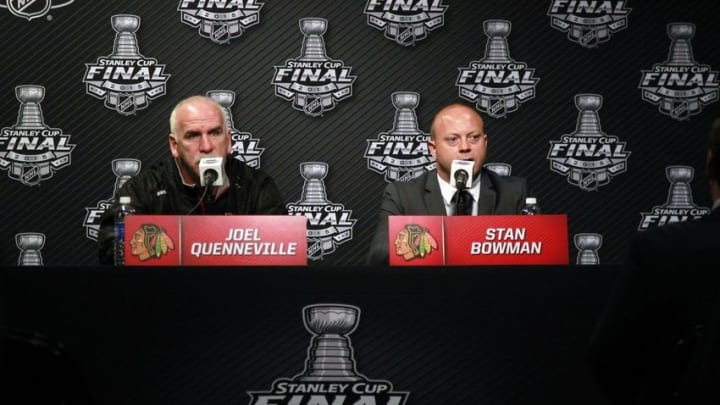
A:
2 1 719 266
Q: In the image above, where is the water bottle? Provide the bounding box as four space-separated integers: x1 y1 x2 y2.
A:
114 196 136 266
521 197 539 215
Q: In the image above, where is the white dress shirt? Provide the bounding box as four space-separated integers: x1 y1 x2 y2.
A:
437 173 481 215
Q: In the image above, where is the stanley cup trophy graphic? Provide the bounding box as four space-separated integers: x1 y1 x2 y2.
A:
295 304 364 382
484 163 512 177
112 159 141 195
107 15 144 114
665 166 696 208
298 18 328 62
299 162 330 205
481 20 516 118
15 85 46 130
575 233 602 265
207 90 236 132
662 23 699 119
388 92 429 181
295 18 331 116
111 15 142 60
16 233 46 266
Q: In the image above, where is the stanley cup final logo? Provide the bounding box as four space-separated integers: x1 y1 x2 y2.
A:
574 233 602 265
547 94 630 191
0 0 73 21
248 304 409 405
364 92 435 182
16 232 46 266
364 0 447 46
547 0 631 48
456 20 540 119
638 166 710 230
286 162 356 261
83 159 141 241
272 18 356 117
83 15 171 116
177 0 263 44
207 90 264 168
639 23 719 121
0 85 75 186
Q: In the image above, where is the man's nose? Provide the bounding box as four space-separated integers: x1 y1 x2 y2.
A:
458 137 471 150
199 134 213 152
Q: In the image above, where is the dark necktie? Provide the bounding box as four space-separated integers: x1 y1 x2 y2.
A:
452 189 473 216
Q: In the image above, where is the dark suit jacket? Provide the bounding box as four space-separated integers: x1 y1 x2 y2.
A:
366 168 527 265
587 208 720 405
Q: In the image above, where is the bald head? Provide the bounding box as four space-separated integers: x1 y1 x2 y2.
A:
430 103 485 141
169 96 228 138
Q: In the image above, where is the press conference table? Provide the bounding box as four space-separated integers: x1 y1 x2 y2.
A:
0 266 617 405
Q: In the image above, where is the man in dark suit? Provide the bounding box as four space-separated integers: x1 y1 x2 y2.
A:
366 103 527 264
587 117 720 404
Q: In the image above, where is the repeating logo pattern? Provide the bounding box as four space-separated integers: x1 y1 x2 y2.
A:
0 0 73 21
272 18 356 117
364 0 447 46
456 20 539 119
248 304 409 405
574 233 602 265
547 0 631 48
547 94 630 191
15 232 45 266
83 159 141 241
286 162 356 261
639 23 719 121
177 0 263 44
638 165 710 230
364 92 435 182
207 90 265 168
1 85 75 186
83 15 171 116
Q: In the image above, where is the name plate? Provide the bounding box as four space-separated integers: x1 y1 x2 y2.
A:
388 215 568 266
123 215 307 266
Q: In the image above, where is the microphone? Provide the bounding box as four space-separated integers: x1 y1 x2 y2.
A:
199 157 224 187
450 160 474 190
454 169 468 191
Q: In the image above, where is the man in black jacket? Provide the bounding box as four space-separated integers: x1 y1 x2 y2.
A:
98 95 286 264
587 117 720 404
366 103 527 265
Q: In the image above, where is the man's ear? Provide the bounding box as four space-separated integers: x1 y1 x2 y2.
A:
169 134 179 158
225 129 232 155
428 140 437 159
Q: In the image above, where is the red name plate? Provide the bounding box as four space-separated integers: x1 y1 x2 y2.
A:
444 215 568 265
388 215 568 266
124 215 307 266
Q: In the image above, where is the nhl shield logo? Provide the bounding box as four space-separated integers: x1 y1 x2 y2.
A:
211 21 231 44
1 0 73 21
